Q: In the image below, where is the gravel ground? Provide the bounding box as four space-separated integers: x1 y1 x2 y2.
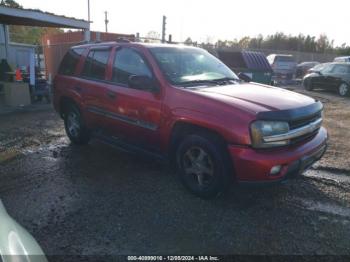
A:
288 86 350 171
0 92 349 257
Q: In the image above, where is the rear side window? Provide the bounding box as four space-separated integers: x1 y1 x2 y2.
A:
81 49 110 80
58 48 85 75
332 65 350 74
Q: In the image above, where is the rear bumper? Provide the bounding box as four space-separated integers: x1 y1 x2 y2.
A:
228 127 328 184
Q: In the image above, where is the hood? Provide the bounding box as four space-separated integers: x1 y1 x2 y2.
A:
193 83 316 113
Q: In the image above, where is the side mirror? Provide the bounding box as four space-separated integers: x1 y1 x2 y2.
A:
128 75 159 93
238 72 252 82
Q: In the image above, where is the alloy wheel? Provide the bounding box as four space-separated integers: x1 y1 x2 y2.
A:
67 112 80 138
182 146 214 188
339 83 349 96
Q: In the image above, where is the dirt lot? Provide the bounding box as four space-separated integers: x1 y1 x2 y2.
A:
0 89 349 258
288 87 350 171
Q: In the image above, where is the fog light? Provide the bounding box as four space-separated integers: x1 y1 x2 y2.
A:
270 165 282 176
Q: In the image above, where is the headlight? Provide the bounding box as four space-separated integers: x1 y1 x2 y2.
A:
250 121 290 148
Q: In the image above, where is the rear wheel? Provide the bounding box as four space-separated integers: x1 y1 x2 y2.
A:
338 83 349 97
176 134 231 199
64 104 90 145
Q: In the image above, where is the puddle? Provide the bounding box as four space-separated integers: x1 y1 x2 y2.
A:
304 169 350 183
0 149 21 163
301 199 350 218
22 138 69 156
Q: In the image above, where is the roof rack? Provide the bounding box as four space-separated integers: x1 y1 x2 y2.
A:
116 38 132 43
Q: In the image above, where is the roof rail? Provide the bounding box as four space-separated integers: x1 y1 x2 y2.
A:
116 38 132 43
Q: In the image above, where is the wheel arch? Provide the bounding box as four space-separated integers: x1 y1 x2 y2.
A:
59 96 80 118
168 121 232 169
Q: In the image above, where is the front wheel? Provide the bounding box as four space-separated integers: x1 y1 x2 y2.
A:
64 104 90 145
176 134 231 199
303 78 313 91
338 83 349 97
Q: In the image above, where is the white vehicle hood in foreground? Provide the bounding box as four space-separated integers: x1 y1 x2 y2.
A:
0 200 47 262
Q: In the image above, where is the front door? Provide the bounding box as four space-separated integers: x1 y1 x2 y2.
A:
102 47 163 151
315 64 335 89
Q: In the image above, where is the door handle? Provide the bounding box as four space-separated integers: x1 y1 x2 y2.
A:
107 91 117 99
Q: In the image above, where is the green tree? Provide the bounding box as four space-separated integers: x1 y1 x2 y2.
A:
1 0 63 45
0 0 22 8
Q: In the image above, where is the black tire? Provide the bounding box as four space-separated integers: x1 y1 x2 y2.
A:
338 82 349 97
64 103 90 145
176 134 232 199
303 78 313 91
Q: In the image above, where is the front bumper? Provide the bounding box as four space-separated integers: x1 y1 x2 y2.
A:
228 127 328 184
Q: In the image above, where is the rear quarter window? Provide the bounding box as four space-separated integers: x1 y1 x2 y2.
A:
58 48 85 76
275 56 295 63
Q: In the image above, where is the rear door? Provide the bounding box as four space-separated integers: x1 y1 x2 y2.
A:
102 46 163 150
326 64 350 90
78 47 111 129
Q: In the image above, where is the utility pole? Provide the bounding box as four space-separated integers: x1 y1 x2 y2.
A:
87 0 90 22
85 0 91 42
104 11 109 33
162 15 167 43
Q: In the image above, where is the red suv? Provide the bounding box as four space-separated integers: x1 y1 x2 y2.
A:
53 42 328 198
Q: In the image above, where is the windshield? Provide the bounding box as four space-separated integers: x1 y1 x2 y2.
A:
149 46 239 86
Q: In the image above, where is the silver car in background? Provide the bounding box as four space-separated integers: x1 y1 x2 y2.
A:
0 200 47 262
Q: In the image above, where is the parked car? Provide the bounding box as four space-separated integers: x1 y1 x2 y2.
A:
334 56 350 62
54 42 328 198
307 62 329 74
303 62 350 97
267 54 297 84
215 51 273 85
0 200 47 262
295 61 320 79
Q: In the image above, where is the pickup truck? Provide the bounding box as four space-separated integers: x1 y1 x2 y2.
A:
53 42 328 199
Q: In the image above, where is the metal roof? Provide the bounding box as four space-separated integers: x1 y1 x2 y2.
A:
217 50 273 71
242 51 272 71
0 5 89 29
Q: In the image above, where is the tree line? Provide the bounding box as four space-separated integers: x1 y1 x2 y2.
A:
184 33 350 55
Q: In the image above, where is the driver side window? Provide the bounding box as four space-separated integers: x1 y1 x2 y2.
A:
112 48 152 86
321 64 335 74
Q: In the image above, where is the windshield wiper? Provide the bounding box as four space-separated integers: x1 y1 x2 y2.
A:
211 77 240 83
180 79 220 86
180 77 240 87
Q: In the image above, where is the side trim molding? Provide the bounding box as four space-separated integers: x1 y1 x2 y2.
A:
87 106 158 131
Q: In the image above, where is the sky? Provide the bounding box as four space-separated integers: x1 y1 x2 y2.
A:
17 0 349 46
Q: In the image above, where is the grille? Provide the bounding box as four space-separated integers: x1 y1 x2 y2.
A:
288 111 322 145
289 111 322 129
